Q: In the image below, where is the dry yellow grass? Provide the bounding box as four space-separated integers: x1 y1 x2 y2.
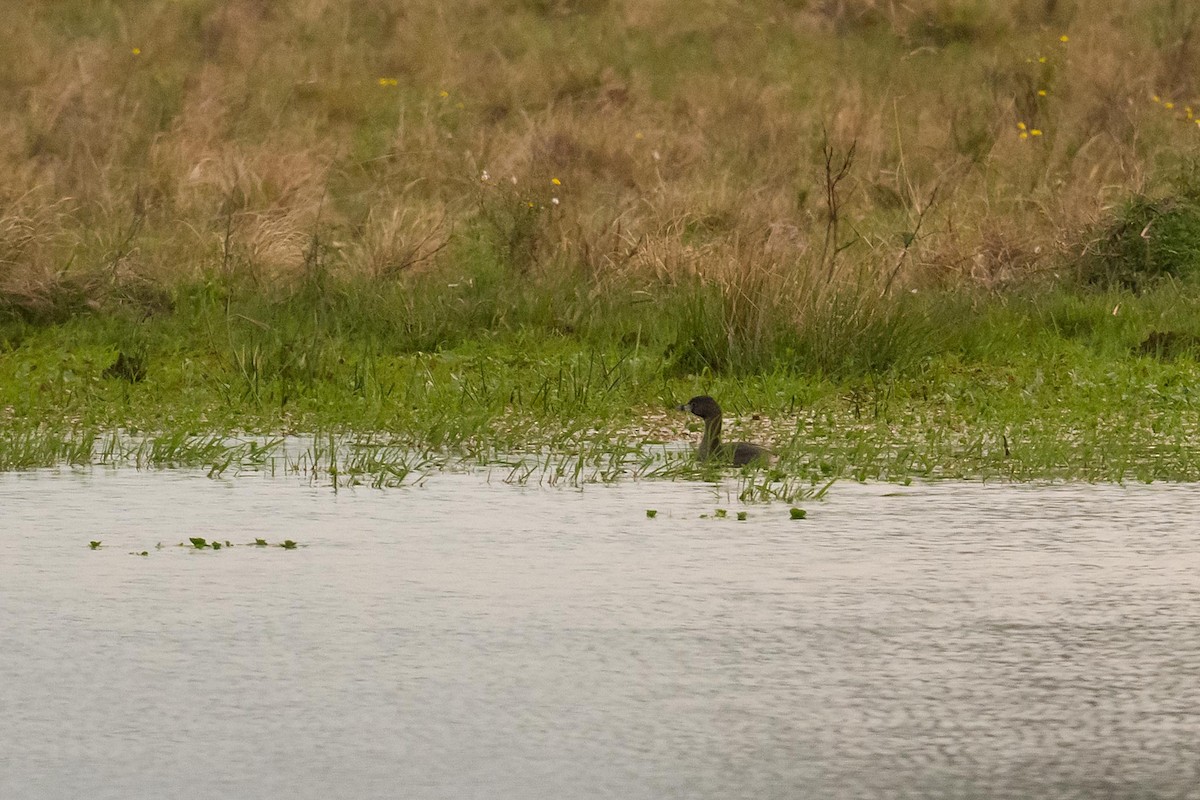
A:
2 0 1200 318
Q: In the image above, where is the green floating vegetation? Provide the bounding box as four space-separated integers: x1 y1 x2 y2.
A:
88 541 101 550
645 509 657 518
790 508 807 520
737 511 748 521
177 537 296 551
715 509 728 518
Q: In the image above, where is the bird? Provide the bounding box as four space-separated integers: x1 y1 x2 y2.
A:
676 395 773 466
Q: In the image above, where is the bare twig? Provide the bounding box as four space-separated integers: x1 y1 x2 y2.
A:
881 183 941 297
819 127 857 284
377 211 452 279
107 188 146 281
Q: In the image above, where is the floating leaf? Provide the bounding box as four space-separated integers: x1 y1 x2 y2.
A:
789 508 807 520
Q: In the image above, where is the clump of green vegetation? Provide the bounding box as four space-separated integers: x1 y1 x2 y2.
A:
1136 330 1200 359
103 348 147 383
790 508 807 520
645 509 657 518
1086 195 1200 289
89 541 101 549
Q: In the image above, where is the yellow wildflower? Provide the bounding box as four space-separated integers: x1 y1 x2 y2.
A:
1165 102 1175 110
1017 122 1027 130
131 47 141 55
439 89 449 98
551 177 561 185
1059 35 1069 43
1030 129 1043 136
1153 95 1161 103
377 77 398 87
1038 89 1047 97
1019 132 1029 140
1038 56 1047 63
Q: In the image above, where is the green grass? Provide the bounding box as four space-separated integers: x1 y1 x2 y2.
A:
5 276 1200 490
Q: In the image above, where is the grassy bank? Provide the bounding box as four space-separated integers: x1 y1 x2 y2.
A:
5 278 1200 489
5 1 1200 486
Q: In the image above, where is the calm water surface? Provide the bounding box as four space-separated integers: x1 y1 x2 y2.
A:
2 469 1200 799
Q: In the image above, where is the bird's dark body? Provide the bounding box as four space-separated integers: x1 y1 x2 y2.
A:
677 395 772 466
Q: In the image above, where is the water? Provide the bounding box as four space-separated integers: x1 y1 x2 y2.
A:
3 469 1200 800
